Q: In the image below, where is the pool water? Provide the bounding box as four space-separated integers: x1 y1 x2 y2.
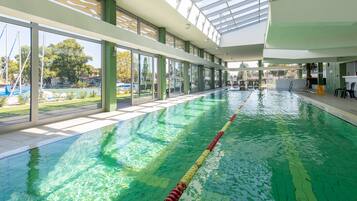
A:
0 90 356 201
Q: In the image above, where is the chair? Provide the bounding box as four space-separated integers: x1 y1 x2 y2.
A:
239 81 246 90
343 82 356 98
247 81 254 89
334 82 348 97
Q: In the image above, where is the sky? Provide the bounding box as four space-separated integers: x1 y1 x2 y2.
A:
0 21 101 68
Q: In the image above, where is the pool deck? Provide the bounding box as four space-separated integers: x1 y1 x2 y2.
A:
296 92 357 126
0 89 224 159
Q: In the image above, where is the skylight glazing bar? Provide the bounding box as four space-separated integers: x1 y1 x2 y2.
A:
218 13 268 32
200 0 230 11
211 1 268 24
215 8 268 29
206 0 257 18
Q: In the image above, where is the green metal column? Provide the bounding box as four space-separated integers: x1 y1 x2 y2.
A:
198 65 205 91
158 27 167 100
298 64 303 79
158 55 166 99
317 62 324 85
306 63 312 89
224 70 228 86
224 62 228 87
258 60 263 88
198 48 205 91
102 0 117 112
211 68 215 89
219 70 222 87
183 41 191 94
306 63 312 78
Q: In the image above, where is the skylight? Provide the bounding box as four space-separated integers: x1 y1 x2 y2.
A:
193 0 269 34
165 0 221 45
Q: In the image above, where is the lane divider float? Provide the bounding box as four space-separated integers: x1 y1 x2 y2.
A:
164 92 252 201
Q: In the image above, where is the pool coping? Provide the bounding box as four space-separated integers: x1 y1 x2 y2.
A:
296 93 357 126
0 89 227 160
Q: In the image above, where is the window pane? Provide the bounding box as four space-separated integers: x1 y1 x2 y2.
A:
38 31 102 119
190 65 199 93
116 47 131 109
175 38 185 51
50 0 102 19
116 10 138 33
0 21 31 126
205 68 212 90
133 54 154 103
166 33 175 48
215 70 220 87
140 22 158 41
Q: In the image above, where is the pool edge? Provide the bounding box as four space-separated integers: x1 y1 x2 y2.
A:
296 93 357 126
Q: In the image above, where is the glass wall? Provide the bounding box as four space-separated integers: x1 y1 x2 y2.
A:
166 33 175 48
190 44 199 57
175 38 185 51
204 52 210 61
140 21 158 41
214 57 220 64
215 70 220 88
190 64 199 93
38 30 102 119
50 0 102 19
116 47 131 109
166 58 184 97
132 52 157 104
0 20 31 126
116 10 138 33
204 67 212 90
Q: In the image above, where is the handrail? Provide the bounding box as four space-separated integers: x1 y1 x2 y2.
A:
164 92 252 201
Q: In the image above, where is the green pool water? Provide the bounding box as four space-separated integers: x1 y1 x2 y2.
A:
0 90 356 201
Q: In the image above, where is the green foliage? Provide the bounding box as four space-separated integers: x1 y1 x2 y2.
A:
79 91 87 99
117 51 131 83
0 97 7 107
66 92 75 100
18 95 29 105
44 39 94 84
76 80 88 88
142 57 149 86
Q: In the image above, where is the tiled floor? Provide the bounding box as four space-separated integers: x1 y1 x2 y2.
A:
0 90 220 159
296 92 357 126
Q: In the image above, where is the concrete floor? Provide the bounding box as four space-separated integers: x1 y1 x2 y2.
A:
0 90 220 159
296 92 357 126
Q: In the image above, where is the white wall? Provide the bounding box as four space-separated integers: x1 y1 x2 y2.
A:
276 79 306 91
220 21 267 47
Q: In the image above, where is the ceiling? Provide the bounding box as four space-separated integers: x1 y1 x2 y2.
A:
266 0 357 50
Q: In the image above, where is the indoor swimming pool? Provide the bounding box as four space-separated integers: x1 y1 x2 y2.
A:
0 90 356 201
